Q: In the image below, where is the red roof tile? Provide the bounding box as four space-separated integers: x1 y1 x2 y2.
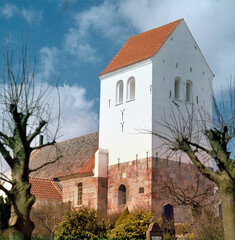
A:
29 178 62 201
99 19 182 76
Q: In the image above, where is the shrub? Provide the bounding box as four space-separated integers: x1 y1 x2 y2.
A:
192 208 224 240
108 210 153 239
175 223 192 235
115 207 129 227
54 207 110 240
31 201 71 239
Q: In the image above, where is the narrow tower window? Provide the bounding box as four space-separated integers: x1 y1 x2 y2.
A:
186 80 192 102
174 78 181 100
118 184 126 205
116 80 124 104
127 77 135 101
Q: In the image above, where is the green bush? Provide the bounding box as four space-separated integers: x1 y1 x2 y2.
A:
115 207 129 227
108 210 153 239
54 207 110 240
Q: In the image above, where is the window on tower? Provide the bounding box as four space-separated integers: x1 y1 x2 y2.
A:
118 184 126 205
127 77 135 101
186 80 192 102
116 80 124 105
174 77 181 100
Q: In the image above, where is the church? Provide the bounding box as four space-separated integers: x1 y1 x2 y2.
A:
30 19 214 222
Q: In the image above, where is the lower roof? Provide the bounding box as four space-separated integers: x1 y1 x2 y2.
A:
29 132 98 180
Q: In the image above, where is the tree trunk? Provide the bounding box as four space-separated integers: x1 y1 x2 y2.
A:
219 181 235 240
8 174 35 240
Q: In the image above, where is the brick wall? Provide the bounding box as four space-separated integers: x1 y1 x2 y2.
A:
61 176 107 214
108 158 152 214
151 157 214 222
107 157 214 222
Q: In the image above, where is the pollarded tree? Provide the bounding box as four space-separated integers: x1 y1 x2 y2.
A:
153 80 235 240
0 39 61 240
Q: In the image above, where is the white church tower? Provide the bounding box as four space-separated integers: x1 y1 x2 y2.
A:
95 19 214 177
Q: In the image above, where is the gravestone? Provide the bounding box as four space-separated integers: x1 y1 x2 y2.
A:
162 203 175 238
146 221 163 240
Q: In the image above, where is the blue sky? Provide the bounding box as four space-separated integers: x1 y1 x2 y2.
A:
0 0 235 141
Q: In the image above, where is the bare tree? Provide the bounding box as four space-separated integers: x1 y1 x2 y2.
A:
0 38 61 240
153 80 235 240
162 167 216 219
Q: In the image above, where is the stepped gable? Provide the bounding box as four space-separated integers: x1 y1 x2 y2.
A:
29 132 99 179
99 19 182 75
29 178 62 201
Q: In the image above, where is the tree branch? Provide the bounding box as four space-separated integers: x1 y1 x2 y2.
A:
0 141 13 168
29 155 62 173
0 131 9 141
27 120 46 144
0 182 11 196
180 140 219 183
30 140 55 151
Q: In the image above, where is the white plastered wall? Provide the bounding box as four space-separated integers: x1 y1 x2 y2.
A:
151 20 213 168
97 60 153 166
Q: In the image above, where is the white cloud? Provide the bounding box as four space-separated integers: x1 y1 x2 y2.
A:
0 3 42 23
36 46 98 141
21 8 42 23
65 0 235 91
0 3 17 18
38 47 60 79
64 1 133 62
57 84 98 141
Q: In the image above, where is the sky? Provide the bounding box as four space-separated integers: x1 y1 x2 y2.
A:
0 0 235 142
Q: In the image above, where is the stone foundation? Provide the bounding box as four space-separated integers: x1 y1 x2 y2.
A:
107 157 214 222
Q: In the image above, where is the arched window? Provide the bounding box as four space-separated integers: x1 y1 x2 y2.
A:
127 77 135 101
174 78 181 100
118 184 126 205
186 80 192 102
77 183 82 206
116 80 123 104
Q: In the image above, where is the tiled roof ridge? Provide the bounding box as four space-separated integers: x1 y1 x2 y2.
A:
29 177 55 181
56 131 99 145
130 18 183 39
99 18 183 76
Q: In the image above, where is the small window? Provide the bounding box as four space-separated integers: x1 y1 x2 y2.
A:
77 183 82 206
174 78 181 100
127 77 135 101
118 184 126 205
116 80 124 105
139 187 144 193
186 80 192 102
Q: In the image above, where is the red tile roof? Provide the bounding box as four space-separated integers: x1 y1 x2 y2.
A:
99 19 183 76
30 178 62 201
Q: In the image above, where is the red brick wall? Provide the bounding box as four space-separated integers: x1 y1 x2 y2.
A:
107 157 214 222
108 158 152 214
151 157 214 222
61 176 107 214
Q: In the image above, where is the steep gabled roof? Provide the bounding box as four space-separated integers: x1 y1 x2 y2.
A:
99 19 182 76
29 132 98 179
29 178 62 201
